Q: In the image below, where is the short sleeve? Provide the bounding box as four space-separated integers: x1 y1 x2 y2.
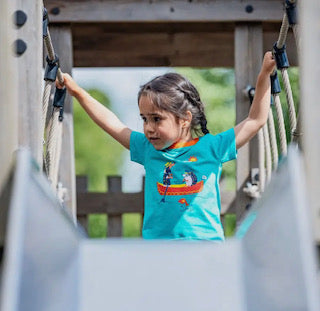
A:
130 131 149 165
214 128 237 163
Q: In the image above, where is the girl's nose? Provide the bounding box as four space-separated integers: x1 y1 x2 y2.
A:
145 121 155 133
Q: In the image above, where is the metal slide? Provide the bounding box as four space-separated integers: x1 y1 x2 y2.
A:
0 148 319 311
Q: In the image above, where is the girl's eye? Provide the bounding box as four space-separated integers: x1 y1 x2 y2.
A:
141 116 147 122
154 116 161 122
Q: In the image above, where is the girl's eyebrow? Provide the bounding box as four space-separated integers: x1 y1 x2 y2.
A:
140 113 161 117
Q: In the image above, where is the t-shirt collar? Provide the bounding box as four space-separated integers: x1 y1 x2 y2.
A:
168 137 199 149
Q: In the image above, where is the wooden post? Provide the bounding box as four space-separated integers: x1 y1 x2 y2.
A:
300 0 320 242
76 176 89 232
50 26 77 220
0 0 18 247
0 1 18 194
107 176 123 237
234 23 263 220
16 0 43 166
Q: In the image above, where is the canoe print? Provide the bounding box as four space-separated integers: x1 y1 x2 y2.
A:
157 180 204 196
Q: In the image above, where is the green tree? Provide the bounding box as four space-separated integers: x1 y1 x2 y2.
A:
177 67 236 189
73 88 124 192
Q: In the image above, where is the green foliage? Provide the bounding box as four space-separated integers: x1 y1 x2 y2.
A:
223 214 237 238
73 88 124 192
177 67 236 185
88 214 142 238
74 88 142 238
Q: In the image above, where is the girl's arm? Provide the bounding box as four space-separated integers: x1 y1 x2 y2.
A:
59 73 132 150
234 52 276 149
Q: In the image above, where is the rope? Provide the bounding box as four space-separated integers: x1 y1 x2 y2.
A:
43 29 64 85
267 109 279 170
258 129 265 193
280 68 297 137
45 109 63 189
273 94 288 156
276 14 290 49
42 5 65 194
42 81 53 137
263 123 272 184
292 114 302 144
292 24 300 50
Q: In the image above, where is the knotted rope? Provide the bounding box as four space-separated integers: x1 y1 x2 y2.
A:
42 6 65 201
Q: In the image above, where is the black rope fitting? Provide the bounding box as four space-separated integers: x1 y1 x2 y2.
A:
43 8 49 38
244 85 255 104
273 43 290 69
285 0 297 26
53 87 66 121
270 72 281 95
248 87 255 104
44 55 59 81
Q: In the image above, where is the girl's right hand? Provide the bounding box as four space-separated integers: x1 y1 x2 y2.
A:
56 73 80 97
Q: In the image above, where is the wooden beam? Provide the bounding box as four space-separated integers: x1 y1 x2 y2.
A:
234 23 263 220
44 0 284 23
70 24 297 67
17 0 43 166
50 26 77 219
73 29 234 67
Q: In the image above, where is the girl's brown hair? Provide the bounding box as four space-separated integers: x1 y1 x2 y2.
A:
138 72 209 136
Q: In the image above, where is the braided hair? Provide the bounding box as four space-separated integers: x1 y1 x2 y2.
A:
138 72 210 136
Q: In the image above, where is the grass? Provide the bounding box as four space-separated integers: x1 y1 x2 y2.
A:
88 214 142 238
88 213 236 239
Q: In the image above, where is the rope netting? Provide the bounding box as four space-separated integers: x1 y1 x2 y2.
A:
244 0 299 199
41 6 66 203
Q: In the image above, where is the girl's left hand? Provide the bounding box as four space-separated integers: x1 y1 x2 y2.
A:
261 51 276 75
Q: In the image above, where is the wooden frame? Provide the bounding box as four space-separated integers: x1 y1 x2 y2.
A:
44 0 298 67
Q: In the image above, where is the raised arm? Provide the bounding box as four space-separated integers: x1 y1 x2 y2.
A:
58 73 132 150
234 52 276 149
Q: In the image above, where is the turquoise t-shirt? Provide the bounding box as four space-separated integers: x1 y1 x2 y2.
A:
130 128 237 240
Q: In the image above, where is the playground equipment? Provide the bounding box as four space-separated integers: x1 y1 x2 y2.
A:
1 147 319 311
1 0 320 310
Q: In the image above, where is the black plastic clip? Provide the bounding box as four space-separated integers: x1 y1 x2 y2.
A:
44 55 59 81
270 71 281 95
53 87 66 121
273 43 290 69
285 0 297 26
43 8 49 38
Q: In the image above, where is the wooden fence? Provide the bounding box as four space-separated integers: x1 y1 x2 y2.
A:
76 176 144 237
76 175 236 237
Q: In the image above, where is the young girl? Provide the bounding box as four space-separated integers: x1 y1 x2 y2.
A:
59 52 275 241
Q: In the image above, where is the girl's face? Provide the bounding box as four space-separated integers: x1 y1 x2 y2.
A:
138 95 191 150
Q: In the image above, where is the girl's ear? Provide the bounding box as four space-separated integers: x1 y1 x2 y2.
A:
182 111 192 128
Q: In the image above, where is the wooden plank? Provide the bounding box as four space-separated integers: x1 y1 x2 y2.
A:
44 0 284 23
70 24 297 67
49 26 77 219
234 23 263 220
0 1 18 194
77 192 144 215
76 176 88 231
107 177 122 237
73 29 234 67
300 0 320 242
17 0 43 166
